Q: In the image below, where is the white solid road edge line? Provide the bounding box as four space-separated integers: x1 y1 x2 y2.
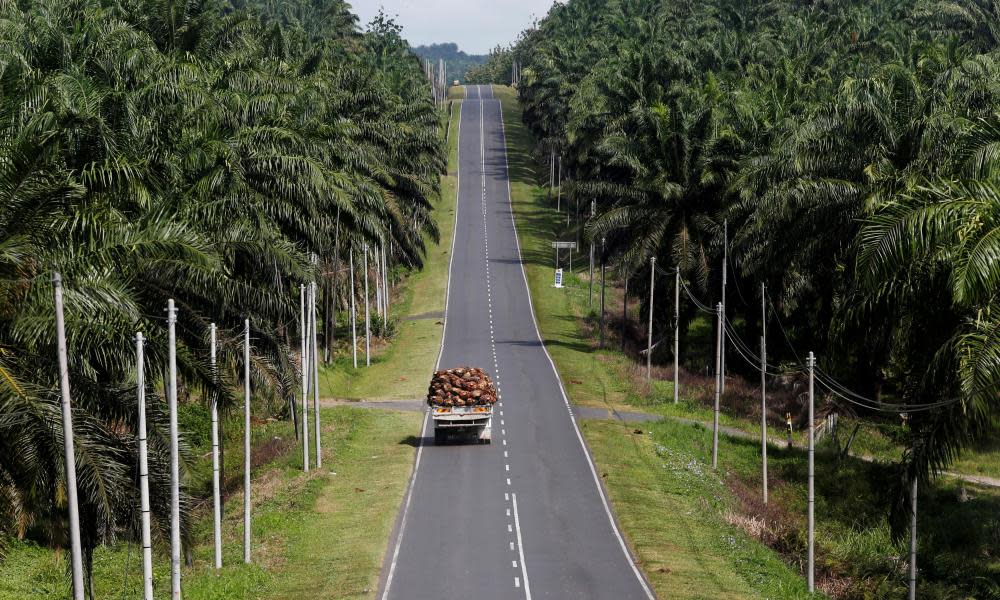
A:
512 493 532 600
493 86 656 600
381 87 467 600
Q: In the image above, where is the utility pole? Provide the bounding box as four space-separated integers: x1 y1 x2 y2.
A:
52 274 84 600
166 299 181 600
364 245 371 366
807 351 815 593
549 148 555 200
621 276 628 352
210 324 222 567
243 320 251 565
557 155 562 213
382 241 390 316
300 285 309 472
374 246 382 318
760 284 768 504
674 269 680 404
311 281 321 467
713 302 722 469
721 220 727 395
909 475 918 600
589 200 595 308
349 249 357 369
646 257 655 380
135 332 154 600
599 237 606 349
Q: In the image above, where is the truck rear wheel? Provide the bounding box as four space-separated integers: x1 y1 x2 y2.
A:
434 429 445 444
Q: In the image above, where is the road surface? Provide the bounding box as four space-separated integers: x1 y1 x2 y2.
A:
378 85 655 599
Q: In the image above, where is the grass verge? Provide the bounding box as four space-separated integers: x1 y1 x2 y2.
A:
0 407 420 600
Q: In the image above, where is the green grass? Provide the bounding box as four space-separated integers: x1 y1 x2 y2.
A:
319 100 461 400
494 83 1000 598
0 407 421 600
583 418 813 598
494 84 812 598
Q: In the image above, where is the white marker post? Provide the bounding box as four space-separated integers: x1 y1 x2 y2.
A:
52 274 84 600
135 333 154 600
243 320 251 564
166 299 181 600
210 324 222 568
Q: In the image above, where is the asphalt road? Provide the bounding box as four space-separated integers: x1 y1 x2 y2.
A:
378 85 655 600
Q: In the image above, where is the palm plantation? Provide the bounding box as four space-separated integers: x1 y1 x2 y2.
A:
2 0 999 597
0 0 443 595
467 0 1000 595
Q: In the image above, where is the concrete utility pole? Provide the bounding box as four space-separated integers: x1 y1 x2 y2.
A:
646 257 655 380
166 299 181 600
374 246 382 318
364 245 371 366
589 200 595 308
599 238 606 348
549 148 555 200
350 249 357 369
209 324 222 567
807 351 816 593
135 333 154 600
621 276 628 352
311 281 321 467
52 274 84 600
721 220 727 395
761 284 768 504
674 269 680 404
243 320 251 564
382 242 392 320
909 475 918 600
300 285 309 472
557 155 562 212
713 302 722 469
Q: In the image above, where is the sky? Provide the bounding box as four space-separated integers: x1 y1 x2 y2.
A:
350 0 557 55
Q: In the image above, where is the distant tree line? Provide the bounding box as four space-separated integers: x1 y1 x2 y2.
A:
413 42 487 84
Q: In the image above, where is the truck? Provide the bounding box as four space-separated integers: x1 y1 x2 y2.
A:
427 367 496 444
431 405 493 444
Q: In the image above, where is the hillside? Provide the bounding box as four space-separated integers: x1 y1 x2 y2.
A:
412 42 486 83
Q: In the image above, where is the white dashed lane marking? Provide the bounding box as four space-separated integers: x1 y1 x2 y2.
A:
477 92 530 600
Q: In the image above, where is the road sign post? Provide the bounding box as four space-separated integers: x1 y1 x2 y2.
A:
551 242 576 289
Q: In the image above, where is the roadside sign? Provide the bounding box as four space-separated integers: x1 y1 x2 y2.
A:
551 241 577 249
554 268 564 288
